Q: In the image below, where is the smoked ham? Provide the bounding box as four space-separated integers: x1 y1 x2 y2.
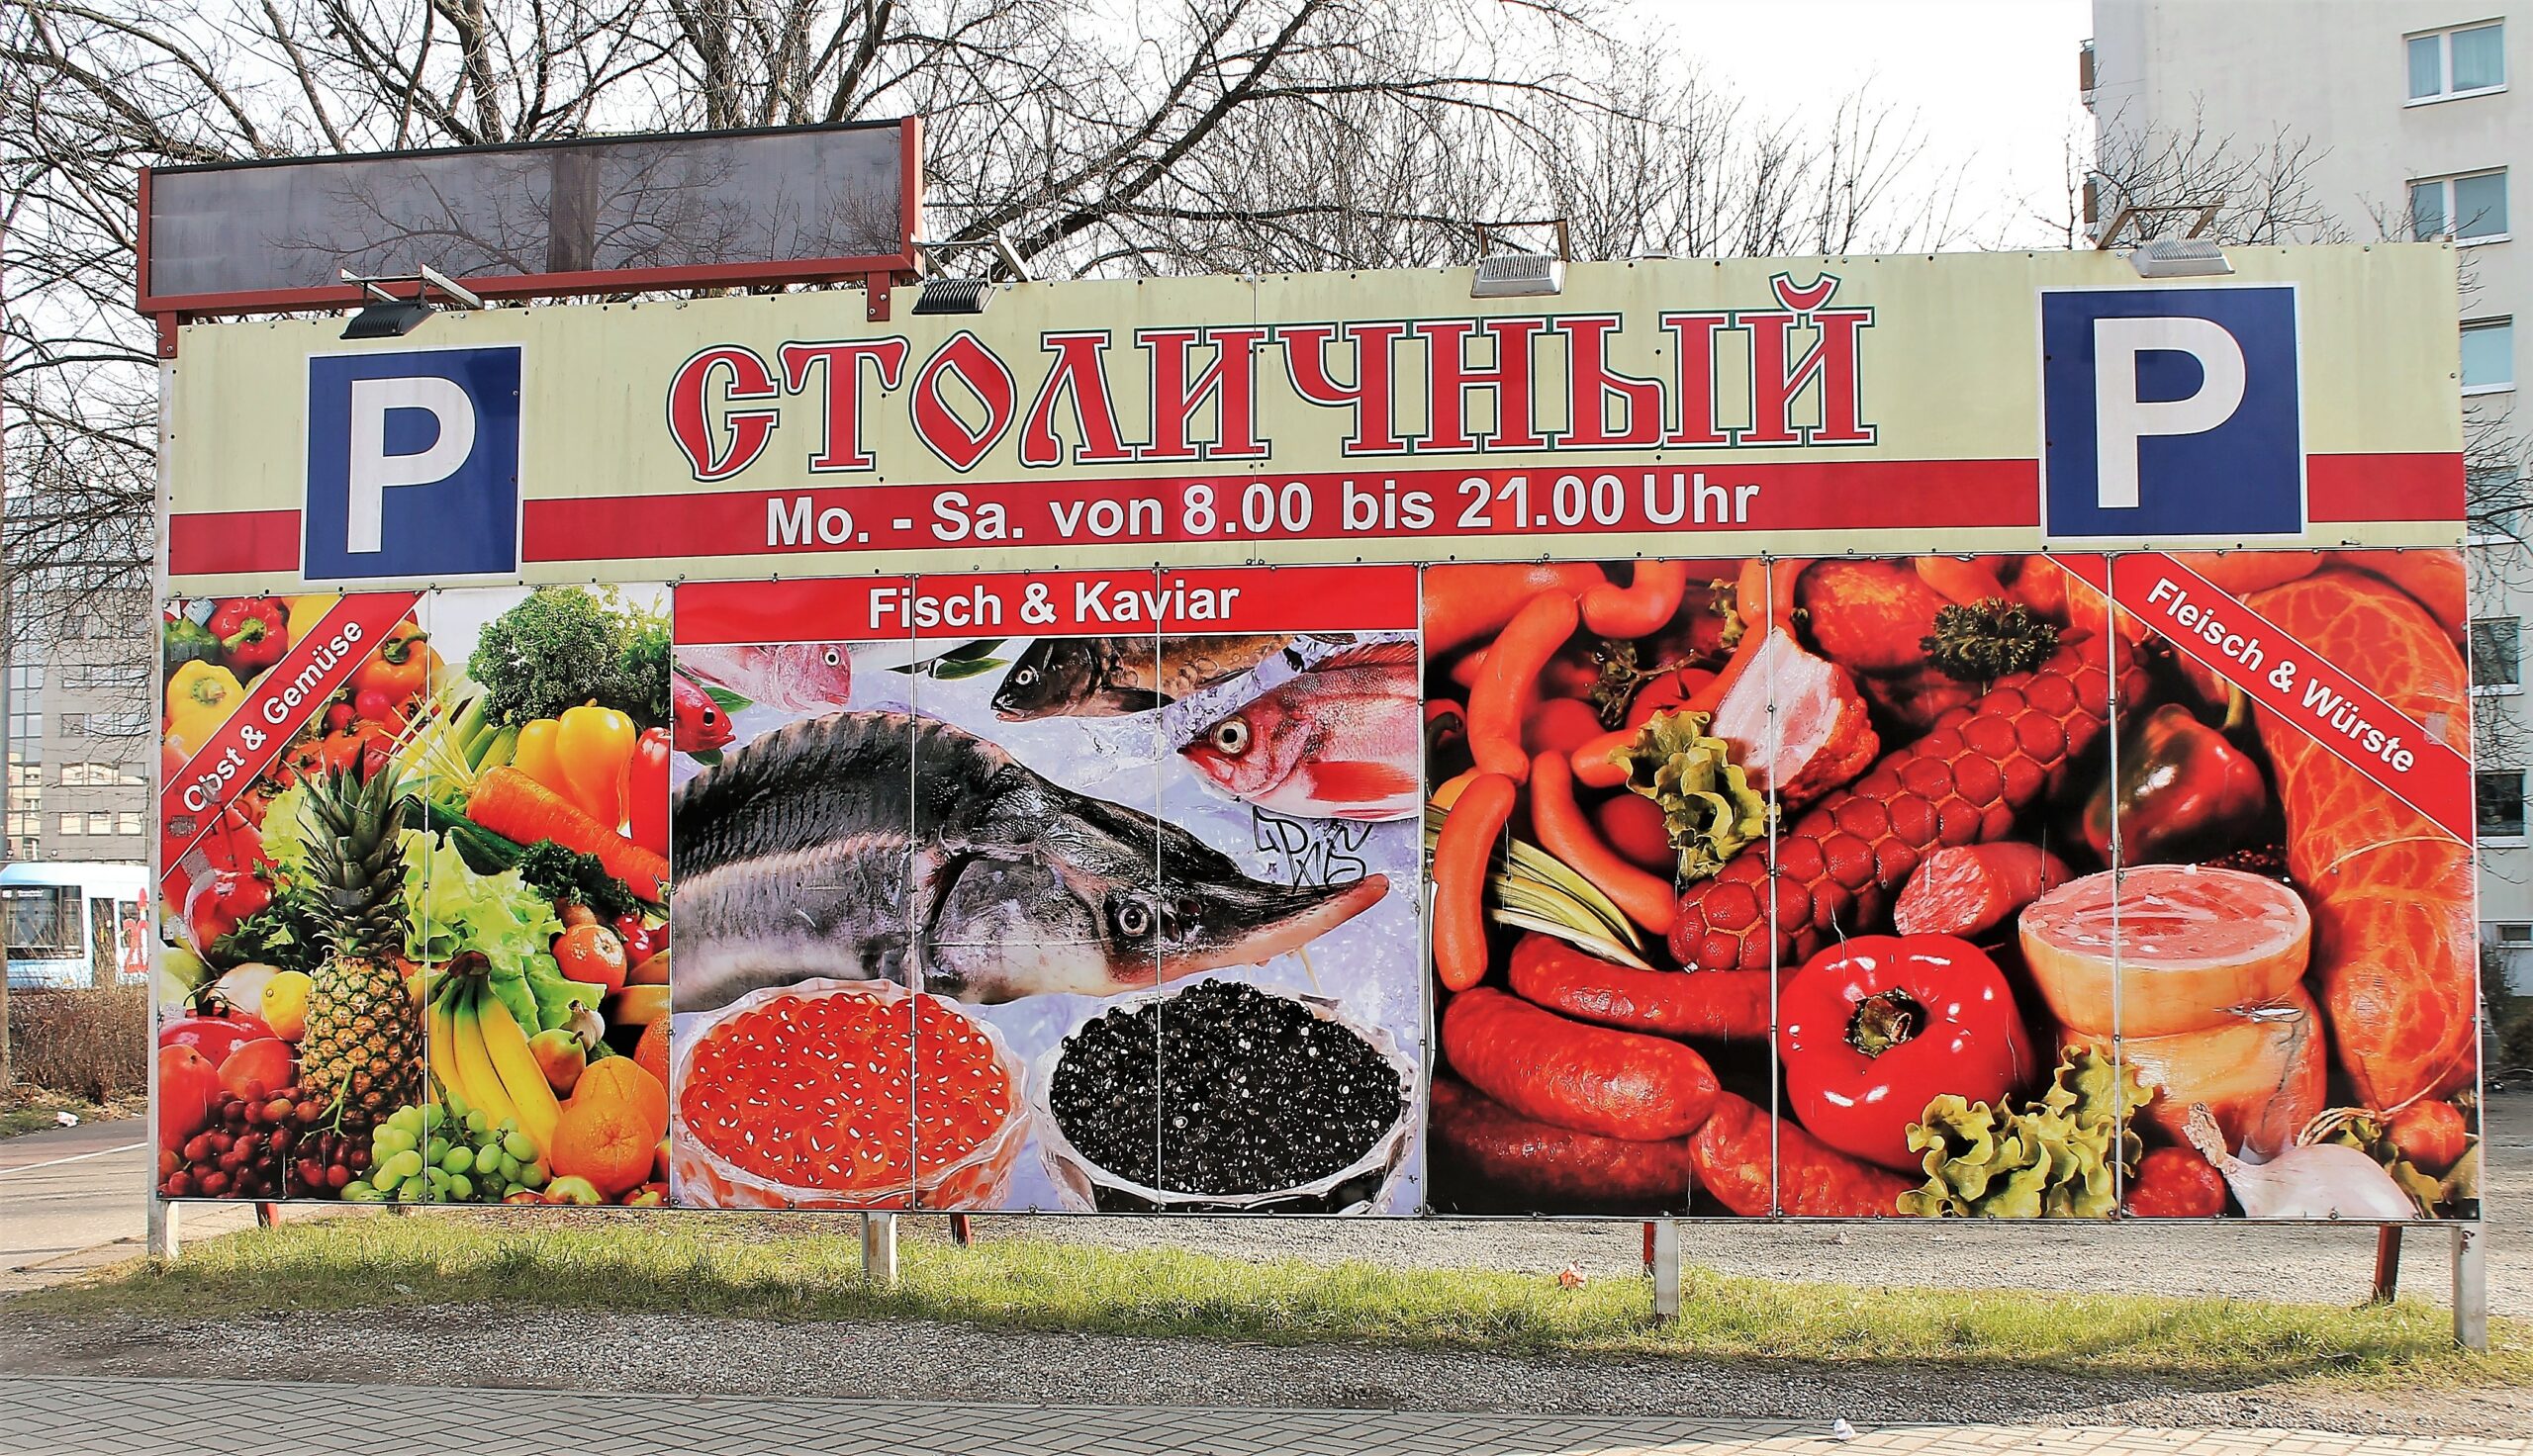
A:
2243 569 2477 1108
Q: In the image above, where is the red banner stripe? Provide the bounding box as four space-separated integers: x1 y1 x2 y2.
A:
159 452 2464 578
170 509 300 576
2098 553 2471 844
678 565 1421 644
158 592 422 870
2307 452 2465 523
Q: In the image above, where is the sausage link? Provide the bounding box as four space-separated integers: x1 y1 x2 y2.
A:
1441 987 1717 1141
1506 933 1770 1040
1669 635 2145 971
1688 1091 1912 1217
1427 1077 1692 1212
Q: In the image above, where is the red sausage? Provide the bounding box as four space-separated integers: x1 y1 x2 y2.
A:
1427 1077 1692 1211
1892 843 2072 938
1689 1092 1912 1217
1441 987 1718 1141
1506 934 1771 1040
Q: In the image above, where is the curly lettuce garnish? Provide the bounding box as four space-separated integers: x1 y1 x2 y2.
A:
1618 709 1770 882
1900 1046 2148 1218
1923 597 2059 683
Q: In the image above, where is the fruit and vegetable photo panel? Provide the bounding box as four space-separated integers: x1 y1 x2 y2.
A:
157 591 436 1203
2090 549 2481 1222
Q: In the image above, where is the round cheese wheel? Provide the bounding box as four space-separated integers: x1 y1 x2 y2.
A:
2017 864 2310 1039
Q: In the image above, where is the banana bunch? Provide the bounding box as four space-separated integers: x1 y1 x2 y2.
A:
428 975 563 1148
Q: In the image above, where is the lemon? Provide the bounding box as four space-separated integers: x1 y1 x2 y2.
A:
259 969 315 1042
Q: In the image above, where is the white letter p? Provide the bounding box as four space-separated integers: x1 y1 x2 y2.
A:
345 376 477 554
2091 316 2246 510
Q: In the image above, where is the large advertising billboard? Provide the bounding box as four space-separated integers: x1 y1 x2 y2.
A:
153 250 2484 1220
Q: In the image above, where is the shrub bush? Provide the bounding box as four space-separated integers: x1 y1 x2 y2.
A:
6 986 149 1100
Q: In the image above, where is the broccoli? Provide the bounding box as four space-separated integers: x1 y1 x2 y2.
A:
468 586 671 728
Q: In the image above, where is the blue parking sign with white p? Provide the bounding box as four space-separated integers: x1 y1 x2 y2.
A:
305 346 521 580
2040 285 2301 540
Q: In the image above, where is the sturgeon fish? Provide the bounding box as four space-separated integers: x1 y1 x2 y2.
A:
671 709 1389 1010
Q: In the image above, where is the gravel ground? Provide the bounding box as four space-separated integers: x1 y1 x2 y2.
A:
2 1303 2524 1436
1 1098 2516 1434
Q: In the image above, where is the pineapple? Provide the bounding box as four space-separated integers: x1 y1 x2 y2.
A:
299 766 419 1114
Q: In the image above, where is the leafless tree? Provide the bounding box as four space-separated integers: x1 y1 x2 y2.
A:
5 0 1960 617
2035 101 2340 249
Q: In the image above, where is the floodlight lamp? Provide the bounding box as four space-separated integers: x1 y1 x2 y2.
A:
340 298 436 339
912 277 994 316
2127 236 2234 279
1470 219 1571 299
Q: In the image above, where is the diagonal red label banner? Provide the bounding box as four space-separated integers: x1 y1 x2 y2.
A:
159 592 423 869
2058 553 2472 845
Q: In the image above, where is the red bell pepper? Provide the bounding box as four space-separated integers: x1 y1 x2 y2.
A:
1777 933 2032 1173
210 598 290 675
626 727 671 857
184 866 271 956
2082 699 2268 864
614 910 667 967
351 621 435 701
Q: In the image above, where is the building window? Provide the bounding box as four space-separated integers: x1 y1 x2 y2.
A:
2463 318 2514 394
2408 21 2505 101
117 810 141 836
54 812 82 836
2479 770 2527 838
2472 617 2522 689
2412 169 2509 242
2501 924 2533 945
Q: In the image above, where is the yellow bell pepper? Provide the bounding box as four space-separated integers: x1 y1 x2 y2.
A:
166 661 246 746
556 703 636 829
283 593 342 646
513 718 575 800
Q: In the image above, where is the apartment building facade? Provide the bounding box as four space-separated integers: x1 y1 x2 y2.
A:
2090 1 2529 987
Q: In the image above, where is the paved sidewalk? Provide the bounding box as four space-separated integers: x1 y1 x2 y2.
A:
0 1378 2524 1456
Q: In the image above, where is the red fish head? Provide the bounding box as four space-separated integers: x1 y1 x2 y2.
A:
671 673 736 752
1180 699 1306 801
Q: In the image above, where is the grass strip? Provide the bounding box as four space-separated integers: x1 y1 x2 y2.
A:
11 1211 2522 1388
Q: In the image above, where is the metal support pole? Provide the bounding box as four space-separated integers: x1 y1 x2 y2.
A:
948 1214 973 1247
862 1212 898 1286
2370 1226 2401 1303
146 1198 178 1260
1650 1220 1681 1321
1641 1221 1654 1276
2453 1224 2486 1352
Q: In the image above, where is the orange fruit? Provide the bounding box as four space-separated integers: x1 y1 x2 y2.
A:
546 1100 654 1198
574 1055 669 1142
634 1019 671 1094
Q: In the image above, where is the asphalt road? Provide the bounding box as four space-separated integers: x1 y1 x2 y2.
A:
0 1120 264 1294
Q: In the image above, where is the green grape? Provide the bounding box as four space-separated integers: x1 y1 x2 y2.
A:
444 1091 474 1121
341 1180 377 1202
503 1131 538 1162
519 1159 550 1186
382 1148 424 1184
396 1178 424 1203
465 1110 490 1136
447 1173 474 1201
388 1107 422 1136
373 1128 415 1157
441 1145 475 1175
491 1152 519 1181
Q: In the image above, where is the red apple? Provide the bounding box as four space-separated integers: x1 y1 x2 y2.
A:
217 1038 297 1102
157 1045 221 1151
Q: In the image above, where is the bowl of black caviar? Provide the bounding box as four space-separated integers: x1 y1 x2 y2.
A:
1032 977 1416 1214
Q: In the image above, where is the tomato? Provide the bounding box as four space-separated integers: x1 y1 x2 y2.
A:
614 912 667 967
552 923 628 995
351 621 436 700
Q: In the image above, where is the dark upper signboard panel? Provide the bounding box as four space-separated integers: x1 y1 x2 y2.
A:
141 120 916 313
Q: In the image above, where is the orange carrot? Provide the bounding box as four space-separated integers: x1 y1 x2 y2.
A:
1424 563 1608 655
1579 560 1694 639
1530 750 1677 936
1571 728 1636 788
467 767 669 902
1434 774 1517 991
1914 555 2010 606
1468 591 1578 784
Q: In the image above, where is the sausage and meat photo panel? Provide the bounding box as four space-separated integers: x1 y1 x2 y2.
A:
666 568 1424 1214
1422 553 2481 1220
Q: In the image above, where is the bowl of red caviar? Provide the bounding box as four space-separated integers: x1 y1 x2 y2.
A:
669 978 1029 1210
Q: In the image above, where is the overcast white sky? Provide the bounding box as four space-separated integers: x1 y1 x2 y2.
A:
1634 0 2096 247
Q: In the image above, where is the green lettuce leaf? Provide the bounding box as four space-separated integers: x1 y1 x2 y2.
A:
399 828 566 987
